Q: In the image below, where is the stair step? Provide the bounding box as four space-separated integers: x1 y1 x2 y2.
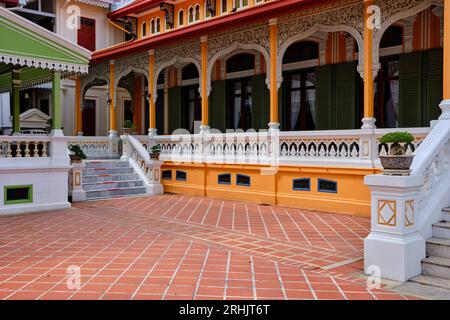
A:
422 256 450 280
85 161 130 169
85 186 147 200
443 209 450 222
83 180 144 191
83 173 140 183
426 238 450 259
83 167 134 176
433 222 450 239
410 275 450 291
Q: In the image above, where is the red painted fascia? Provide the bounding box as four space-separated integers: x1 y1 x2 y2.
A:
93 0 335 63
109 0 165 19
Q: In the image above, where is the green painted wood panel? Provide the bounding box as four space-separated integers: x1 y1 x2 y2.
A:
424 48 443 124
209 80 227 132
399 51 423 127
335 61 357 129
168 87 182 133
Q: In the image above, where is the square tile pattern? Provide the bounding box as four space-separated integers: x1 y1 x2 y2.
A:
0 195 419 300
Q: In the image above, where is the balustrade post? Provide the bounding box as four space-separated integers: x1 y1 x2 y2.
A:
364 174 425 282
69 161 86 202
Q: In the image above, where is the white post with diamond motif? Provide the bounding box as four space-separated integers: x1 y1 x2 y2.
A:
364 175 426 282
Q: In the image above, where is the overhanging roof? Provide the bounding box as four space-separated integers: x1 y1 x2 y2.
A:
93 0 335 63
0 6 91 73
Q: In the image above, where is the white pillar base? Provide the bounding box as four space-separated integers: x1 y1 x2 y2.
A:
199 125 210 134
268 122 280 132
77 132 84 136
50 129 64 137
361 117 377 129
364 232 425 282
148 128 158 137
71 189 86 202
109 130 118 138
438 99 450 120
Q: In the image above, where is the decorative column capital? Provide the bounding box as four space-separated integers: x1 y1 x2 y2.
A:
149 49 155 56
268 18 277 26
200 35 208 43
109 59 115 65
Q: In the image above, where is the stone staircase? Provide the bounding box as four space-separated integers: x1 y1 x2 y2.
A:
82 160 147 200
410 207 450 291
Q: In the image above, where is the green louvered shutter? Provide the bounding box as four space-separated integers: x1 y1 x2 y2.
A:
168 87 182 133
209 80 227 132
278 84 285 131
315 64 334 130
424 48 443 125
399 52 423 127
334 62 357 129
251 75 270 131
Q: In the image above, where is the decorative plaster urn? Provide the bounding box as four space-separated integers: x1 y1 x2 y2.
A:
379 132 415 176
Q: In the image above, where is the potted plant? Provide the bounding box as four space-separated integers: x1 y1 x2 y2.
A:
379 132 415 176
68 145 87 163
150 144 161 160
123 120 136 135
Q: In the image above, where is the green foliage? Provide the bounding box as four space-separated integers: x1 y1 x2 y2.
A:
69 145 87 160
379 132 415 144
123 120 134 129
151 145 161 154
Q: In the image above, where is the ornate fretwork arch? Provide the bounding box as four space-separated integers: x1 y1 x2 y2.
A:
114 52 149 102
277 2 364 82
81 61 109 102
373 0 444 74
207 42 270 95
154 41 201 100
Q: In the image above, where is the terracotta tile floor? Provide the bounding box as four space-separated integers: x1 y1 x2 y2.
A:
0 195 419 300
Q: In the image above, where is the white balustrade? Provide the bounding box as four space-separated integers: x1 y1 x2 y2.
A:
121 135 163 195
0 136 50 158
147 128 430 168
67 136 120 159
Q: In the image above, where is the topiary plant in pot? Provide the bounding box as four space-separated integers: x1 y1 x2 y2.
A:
379 132 415 176
150 144 161 160
123 120 136 135
69 145 87 162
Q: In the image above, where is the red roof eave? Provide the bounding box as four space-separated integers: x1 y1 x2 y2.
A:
108 0 164 19
94 0 335 63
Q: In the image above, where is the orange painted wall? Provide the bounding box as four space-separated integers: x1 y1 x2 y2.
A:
413 8 442 51
160 162 379 217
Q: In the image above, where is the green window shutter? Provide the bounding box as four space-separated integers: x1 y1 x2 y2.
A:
168 87 182 133
424 48 443 125
251 75 269 131
209 80 227 132
399 51 423 127
334 62 357 129
278 83 285 130
315 64 334 130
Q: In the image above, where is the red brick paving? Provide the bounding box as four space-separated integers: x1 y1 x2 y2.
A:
0 195 419 300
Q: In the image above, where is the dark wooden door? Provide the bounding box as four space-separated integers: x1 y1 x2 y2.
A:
82 99 96 136
78 17 96 51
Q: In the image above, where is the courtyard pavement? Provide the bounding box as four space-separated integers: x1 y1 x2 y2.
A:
0 195 421 300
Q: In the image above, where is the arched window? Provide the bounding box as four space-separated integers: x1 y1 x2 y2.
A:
222 0 227 13
282 41 319 131
283 41 319 64
179 10 184 26
226 53 255 73
188 7 194 23
205 4 212 19
151 20 155 34
195 5 200 21
142 22 147 37
181 64 201 133
156 18 161 33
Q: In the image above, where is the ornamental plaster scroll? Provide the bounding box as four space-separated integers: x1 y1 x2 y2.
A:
0 54 89 74
154 41 201 101
276 1 365 82
373 0 443 74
